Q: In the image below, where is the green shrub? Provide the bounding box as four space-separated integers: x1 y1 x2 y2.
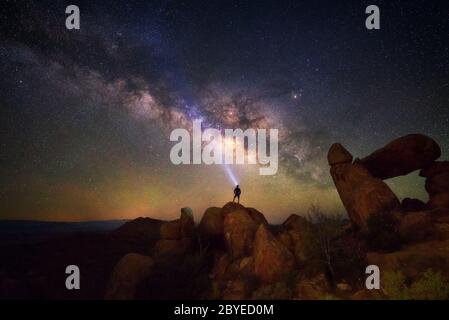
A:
383 271 410 300
383 269 449 300
409 269 449 300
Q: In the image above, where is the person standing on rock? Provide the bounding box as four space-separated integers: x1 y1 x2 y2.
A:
233 185 241 203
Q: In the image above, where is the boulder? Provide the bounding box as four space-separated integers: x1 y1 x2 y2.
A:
279 214 314 264
246 207 269 225
253 224 295 283
222 202 246 215
428 208 449 239
329 158 399 230
398 211 435 243
327 143 353 165
401 198 427 212
425 172 449 195
350 179 401 229
429 192 449 209
420 161 449 178
153 238 192 261
223 209 260 259
238 256 255 276
105 253 154 300
211 253 231 280
159 208 194 240
199 207 224 237
282 214 311 231
359 134 441 180
296 273 330 300
222 278 251 300
159 220 181 240
430 208 449 224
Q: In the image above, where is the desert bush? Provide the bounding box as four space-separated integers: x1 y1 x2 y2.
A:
383 270 410 299
409 269 449 300
383 269 449 300
307 205 352 282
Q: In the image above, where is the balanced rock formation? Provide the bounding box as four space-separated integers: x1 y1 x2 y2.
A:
359 134 441 180
328 143 400 230
105 253 154 300
253 224 295 283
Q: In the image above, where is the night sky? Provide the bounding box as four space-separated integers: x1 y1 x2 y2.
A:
1 0 448 222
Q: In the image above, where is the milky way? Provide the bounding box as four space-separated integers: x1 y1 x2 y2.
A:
1 1 448 222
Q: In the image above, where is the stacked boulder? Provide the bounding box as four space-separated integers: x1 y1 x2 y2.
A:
105 208 195 299
328 134 449 279
327 143 400 231
327 134 447 231
199 202 318 299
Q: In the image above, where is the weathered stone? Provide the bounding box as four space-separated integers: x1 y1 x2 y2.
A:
420 161 449 178
224 209 259 258
254 224 295 283
105 253 154 300
347 176 399 230
328 143 353 165
199 207 224 237
329 159 399 230
153 238 192 261
246 207 269 225
279 214 314 264
238 256 255 276
398 211 435 243
222 202 246 216
211 253 231 279
425 172 449 195
160 208 194 240
429 192 449 209
359 134 441 180
222 278 250 300
296 274 330 300
401 198 427 212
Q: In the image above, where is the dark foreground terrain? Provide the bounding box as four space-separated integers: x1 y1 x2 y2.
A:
2 134 449 300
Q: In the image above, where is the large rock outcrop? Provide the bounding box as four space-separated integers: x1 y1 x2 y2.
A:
328 143 400 230
420 161 449 209
223 209 260 259
154 208 194 261
359 134 441 180
199 207 224 237
253 224 295 284
159 207 194 240
105 253 154 300
277 214 313 264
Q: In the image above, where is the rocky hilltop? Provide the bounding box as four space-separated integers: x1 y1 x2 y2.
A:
105 134 449 300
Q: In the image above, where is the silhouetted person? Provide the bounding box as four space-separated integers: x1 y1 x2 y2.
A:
233 185 241 203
